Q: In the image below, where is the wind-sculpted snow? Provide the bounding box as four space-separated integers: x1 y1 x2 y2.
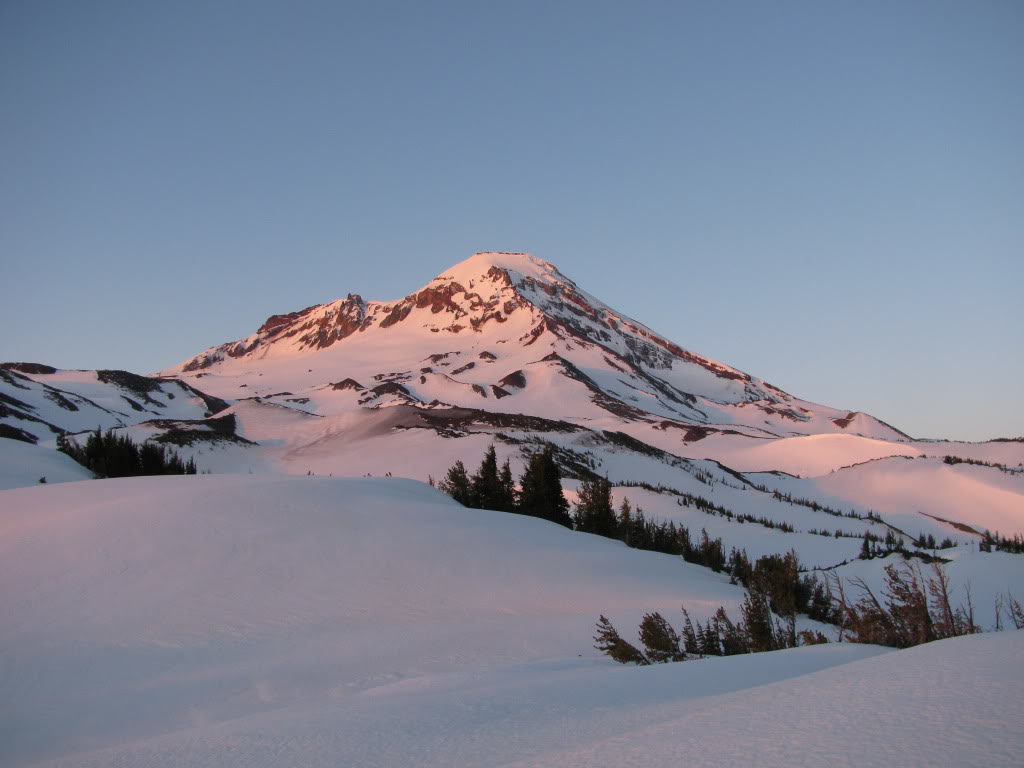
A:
1 475 1020 767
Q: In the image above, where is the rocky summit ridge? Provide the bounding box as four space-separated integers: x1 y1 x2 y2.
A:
162 252 903 442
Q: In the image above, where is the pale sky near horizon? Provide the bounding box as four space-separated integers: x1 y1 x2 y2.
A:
1 1 1021 441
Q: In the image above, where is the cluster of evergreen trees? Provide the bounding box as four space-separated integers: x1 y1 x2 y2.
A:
439 444 830 625
943 454 1024 475
595 559 1000 666
978 530 1024 554
595 588 830 666
59 429 197 478
438 444 571 527
856 529 965 562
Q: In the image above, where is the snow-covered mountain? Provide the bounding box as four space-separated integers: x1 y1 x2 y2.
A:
2 252 1022 766
0 363 226 446
164 251 909 441
4 252 1022 542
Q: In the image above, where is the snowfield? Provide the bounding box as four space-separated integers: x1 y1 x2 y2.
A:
1 475 1022 767
3 253 1023 765
0 438 93 490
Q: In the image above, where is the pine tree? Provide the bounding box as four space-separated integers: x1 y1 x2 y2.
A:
593 615 649 665
497 458 516 512
728 547 752 586
516 444 571 527
681 607 701 656
469 446 502 509
740 588 778 652
617 497 633 546
698 619 721 656
631 507 650 549
439 460 472 506
713 607 749 655
807 578 833 623
638 612 686 663
574 475 616 537
59 428 197 478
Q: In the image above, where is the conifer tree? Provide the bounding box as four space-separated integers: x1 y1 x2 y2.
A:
516 444 571 527
713 607 749 655
740 588 778 652
593 615 649 665
638 612 686 663
497 458 516 512
59 427 196 478
439 460 472 506
630 506 650 549
617 497 633 546
470 446 504 510
574 475 616 537
698 619 721 656
681 607 701 656
860 533 872 559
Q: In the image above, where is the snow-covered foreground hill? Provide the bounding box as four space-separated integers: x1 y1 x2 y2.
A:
2 475 1021 767
0 438 92 490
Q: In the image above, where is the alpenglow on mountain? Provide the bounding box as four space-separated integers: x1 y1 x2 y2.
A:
2 251 1021 542
164 251 907 443
2 251 1022 767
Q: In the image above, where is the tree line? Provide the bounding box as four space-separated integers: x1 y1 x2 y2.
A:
595 551 833 665
438 444 834 626
437 443 1021 665
438 444 571 527
595 559 1013 666
59 428 197 478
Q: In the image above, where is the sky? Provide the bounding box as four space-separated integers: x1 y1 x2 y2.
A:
1 1 1021 442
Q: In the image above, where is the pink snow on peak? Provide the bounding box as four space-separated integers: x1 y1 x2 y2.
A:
434 251 567 287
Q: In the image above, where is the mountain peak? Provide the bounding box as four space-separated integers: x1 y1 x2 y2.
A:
436 252 562 286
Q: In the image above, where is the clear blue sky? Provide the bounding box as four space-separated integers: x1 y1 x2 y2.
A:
1 1 1021 441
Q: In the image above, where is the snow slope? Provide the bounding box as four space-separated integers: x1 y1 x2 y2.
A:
1 475 1020 767
0 474 741 766
0 437 93 489
0 365 224 446
676 431 1024 477
752 456 1024 538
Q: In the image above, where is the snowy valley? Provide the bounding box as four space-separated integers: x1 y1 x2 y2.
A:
1 252 1022 766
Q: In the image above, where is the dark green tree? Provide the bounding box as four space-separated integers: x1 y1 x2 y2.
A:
638 612 686 663
470 445 505 510
698 618 721 656
516 444 571 527
59 428 196 478
593 615 649 665
439 460 472 506
740 588 779 652
713 607 750 655
497 458 516 512
574 475 616 537
616 497 634 546
680 607 701 656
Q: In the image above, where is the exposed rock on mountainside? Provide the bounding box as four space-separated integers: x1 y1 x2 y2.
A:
4 252 1021 549
164 252 908 442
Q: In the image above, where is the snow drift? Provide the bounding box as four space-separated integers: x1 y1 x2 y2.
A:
1 474 1021 767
